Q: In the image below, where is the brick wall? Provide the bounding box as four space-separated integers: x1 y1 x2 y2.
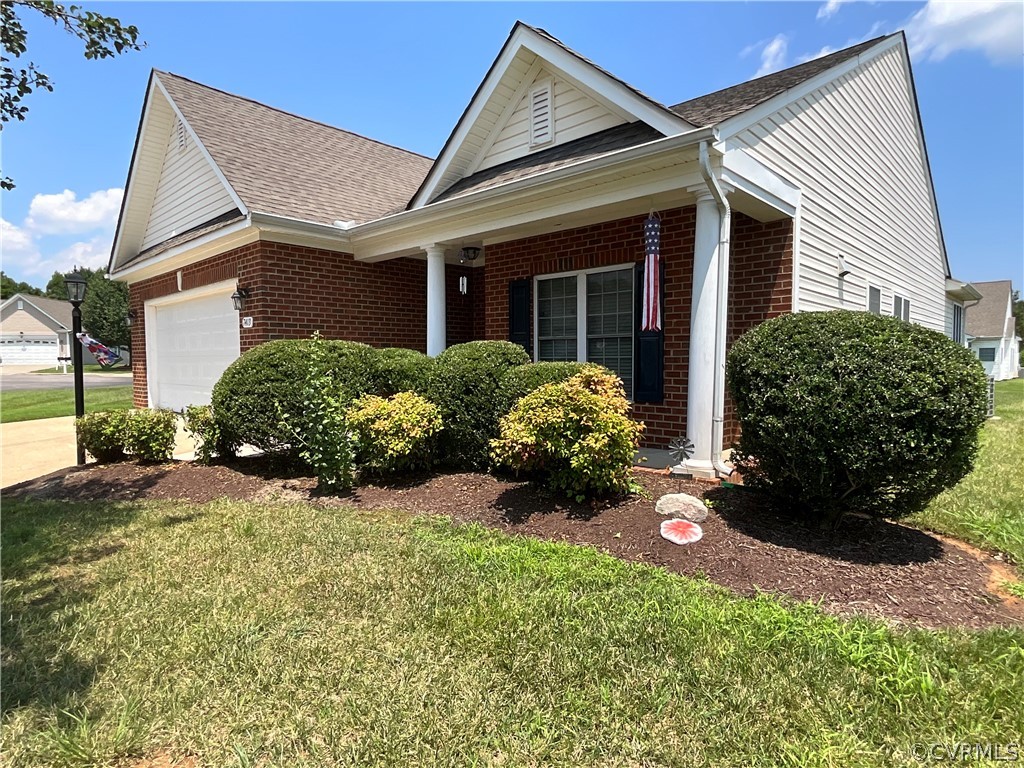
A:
128 240 427 407
446 263 486 346
482 207 793 446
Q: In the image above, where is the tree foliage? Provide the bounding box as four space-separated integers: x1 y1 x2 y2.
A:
0 270 43 299
1 0 143 189
81 269 128 347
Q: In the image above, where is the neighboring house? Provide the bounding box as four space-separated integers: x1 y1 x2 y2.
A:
109 23 965 476
0 293 100 366
966 280 1021 381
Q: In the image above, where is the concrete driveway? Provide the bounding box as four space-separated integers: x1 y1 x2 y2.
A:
1 415 197 488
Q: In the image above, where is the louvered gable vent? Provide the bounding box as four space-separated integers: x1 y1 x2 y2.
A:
529 79 553 147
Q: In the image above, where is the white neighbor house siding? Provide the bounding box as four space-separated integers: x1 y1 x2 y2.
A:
477 71 626 171
730 45 947 331
140 117 236 251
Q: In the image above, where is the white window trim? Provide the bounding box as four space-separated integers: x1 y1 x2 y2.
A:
893 293 910 322
528 77 554 149
866 283 882 315
532 262 634 366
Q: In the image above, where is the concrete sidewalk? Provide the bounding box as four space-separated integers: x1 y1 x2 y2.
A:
1 415 197 488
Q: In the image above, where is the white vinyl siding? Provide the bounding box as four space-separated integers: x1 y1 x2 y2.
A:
478 71 626 171
140 114 236 251
730 45 947 332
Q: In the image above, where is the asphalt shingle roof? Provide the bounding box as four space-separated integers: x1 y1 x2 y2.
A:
156 71 435 226
669 35 894 126
966 280 1015 338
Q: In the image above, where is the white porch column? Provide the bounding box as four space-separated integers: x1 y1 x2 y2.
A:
425 245 447 356
684 189 720 477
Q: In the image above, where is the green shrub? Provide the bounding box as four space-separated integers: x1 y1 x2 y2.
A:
76 411 130 463
182 405 234 464
348 391 444 473
369 348 434 396
491 366 644 500
124 409 178 462
278 333 356 492
212 337 376 452
496 361 592 418
726 310 988 526
428 341 530 468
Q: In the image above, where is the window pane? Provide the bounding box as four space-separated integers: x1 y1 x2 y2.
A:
979 348 996 362
868 287 881 315
537 276 578 362
586 268 633 396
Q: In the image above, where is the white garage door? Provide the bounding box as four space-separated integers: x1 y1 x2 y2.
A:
1 335 60 365
149 288 240 411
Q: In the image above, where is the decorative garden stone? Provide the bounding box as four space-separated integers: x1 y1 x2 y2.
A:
660 518 704 545
655 493 708 523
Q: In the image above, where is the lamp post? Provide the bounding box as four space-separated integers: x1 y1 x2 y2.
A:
65 268 88 465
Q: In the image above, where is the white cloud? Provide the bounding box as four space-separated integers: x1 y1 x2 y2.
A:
906 1 1023 64
817 0 851 21
2 188 121 279
755 34 790 77
25 188 122 235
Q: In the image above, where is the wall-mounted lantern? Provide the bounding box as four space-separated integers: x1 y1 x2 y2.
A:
460 246 481 264
231 287 251 311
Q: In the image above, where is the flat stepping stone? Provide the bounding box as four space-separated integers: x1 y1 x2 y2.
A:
660 518 704 545
655 493 708 522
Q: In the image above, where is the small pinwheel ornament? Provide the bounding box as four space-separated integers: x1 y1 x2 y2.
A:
668 436 694 464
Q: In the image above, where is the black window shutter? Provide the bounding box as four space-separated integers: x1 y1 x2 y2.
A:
508 278 532 355
633 261 664 403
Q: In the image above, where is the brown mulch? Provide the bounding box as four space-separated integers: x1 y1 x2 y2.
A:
6 460 1022 630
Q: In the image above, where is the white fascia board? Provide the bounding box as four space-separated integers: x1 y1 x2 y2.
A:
152 75 248 217
410 24 693 209
110 75 160 273
250 211 353 242
721 146 801 218
109 219 256 283
716 35 903 140
353 126 718 248
945 278 983 302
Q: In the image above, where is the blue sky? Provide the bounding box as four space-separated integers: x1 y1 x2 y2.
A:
2 1 1021 290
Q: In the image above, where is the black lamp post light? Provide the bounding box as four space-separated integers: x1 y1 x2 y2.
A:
64 267 88 465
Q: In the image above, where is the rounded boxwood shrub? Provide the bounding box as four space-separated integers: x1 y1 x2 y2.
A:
124 409 178 462
490 366 644 500
369 347 434 397
726 310 988 525
495 361 591 418
76 411 131 462
212 337 377 451
348 391 444 473
427 340 530 468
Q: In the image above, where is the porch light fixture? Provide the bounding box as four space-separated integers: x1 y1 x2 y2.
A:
460 246 481 263
125 309 137 327
231 287 250 311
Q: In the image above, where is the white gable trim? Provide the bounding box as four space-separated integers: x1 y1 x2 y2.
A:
151 75 247 216
409 23 693 209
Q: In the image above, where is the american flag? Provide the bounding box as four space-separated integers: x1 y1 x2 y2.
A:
642 214 661 331
76 332 122 367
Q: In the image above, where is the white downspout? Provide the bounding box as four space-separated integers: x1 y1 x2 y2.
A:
698 141 733 478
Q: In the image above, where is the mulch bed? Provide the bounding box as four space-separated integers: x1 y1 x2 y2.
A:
6 460 1022 630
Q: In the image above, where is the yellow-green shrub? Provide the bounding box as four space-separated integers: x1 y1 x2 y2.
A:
490 366 643 500
347 391 444 473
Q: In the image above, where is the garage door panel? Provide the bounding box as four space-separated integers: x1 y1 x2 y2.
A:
151 291 239 411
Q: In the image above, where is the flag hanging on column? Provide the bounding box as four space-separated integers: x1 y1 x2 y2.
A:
642 213 662 331
76 332 122 367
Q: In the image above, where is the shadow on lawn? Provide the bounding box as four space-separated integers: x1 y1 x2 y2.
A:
704 486 944 566
1 499 142 715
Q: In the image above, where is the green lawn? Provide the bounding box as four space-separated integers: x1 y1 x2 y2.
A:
31 365 131 374
910 379 1024 565
2 498 1022 768
0 386 134 423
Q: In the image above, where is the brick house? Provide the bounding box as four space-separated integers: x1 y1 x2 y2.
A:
109 23 968 477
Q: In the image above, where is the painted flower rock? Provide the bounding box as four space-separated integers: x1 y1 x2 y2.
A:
660 518 703 545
